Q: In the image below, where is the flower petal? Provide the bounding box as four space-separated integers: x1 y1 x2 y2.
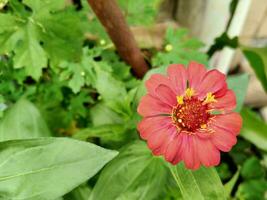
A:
137 116 172 140
214 82 227 98
211 113 242 136
181 134 201 170
137 95 172 117
147 126 176 154
147 129 168 152
196 138 220 167
155 84 177 107
187 61 207 91
167 64 187 95
210 90 236 112
211 125 237 152
197 69 226 99
165 133 183 164
145 74 173 97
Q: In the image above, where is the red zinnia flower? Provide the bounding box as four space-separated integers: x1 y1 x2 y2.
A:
137 62 242 170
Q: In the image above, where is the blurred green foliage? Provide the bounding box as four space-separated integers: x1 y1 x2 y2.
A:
0 0 265 199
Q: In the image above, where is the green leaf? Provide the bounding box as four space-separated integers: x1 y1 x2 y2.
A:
227 74 249 112
0 0 83 79
73 124 125 142
89 141 168 200
208 33 238 57
0 13 18 33
118 0 160 25
242 46 267 92
240 108 267 151
64 184 91 200
23 0 65 14
58 48 96 93
169 163 226 200
241 157 265 180
39 9 83 64
95 67 131 116
236 179 267 200
0 137 117 200
152 28 208 67
224 168 240 197
13 22 47 80
89 103 123 126
0 99 51 141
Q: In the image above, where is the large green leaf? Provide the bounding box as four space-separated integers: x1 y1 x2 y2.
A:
89 141 168 200
242 46 267 92
0 99 51 141
240 108 267 151
169 163 226 200
227 74 249 112
0 137 117 200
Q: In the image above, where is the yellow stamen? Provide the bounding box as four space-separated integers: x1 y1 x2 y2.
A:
185 88 195 99
176 95 184 104
200 124 207 129
203 92 217 104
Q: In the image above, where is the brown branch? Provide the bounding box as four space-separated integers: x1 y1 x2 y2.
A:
87 0 149 78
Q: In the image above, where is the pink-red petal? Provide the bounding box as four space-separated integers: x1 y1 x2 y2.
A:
210 90 236 112
145 74 173 97
167 64 187 96
155 84 177 107
181 134 201 170
147 126 177 155
137 95 172 117
165 133 183 164
137 116 172 140
197 70 226 99
211 125 237 152
187 62 207 91
211 113 242 136
196 138 220 167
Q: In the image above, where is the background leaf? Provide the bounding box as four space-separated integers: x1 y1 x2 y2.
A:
240 108 267 151
227 74 249 112
242 46 267 92
224 168 240 197
0 99 51 141
0 137 117 200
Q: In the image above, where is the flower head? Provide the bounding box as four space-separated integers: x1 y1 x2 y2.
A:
137 62 242 170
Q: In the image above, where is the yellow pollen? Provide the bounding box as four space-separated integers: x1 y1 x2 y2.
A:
185 88 195 99
200 124 207 129
176 96 184 104
203 92 217 104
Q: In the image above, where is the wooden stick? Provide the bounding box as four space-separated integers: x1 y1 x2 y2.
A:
87 0 149 78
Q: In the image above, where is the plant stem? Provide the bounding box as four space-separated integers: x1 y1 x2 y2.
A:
87 0 149 78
